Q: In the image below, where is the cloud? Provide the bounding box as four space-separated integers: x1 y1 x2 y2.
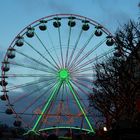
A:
90 0 134 33
16 0 73 15
47 0 73 13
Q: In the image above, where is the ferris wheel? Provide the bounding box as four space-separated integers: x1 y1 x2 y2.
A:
0 14 116 135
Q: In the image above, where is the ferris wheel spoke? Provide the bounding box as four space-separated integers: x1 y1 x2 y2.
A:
70 38 107 70
34 32 60 69
65 25 72 67
72 77 94 85
24 40 58 71
69 88 87 110
11 80 55 104
65 84 77 123
33 98 48 114
32 80 63 131
70 81 89 108
68 82 92 125
46 30 62 67
64 84 70 112
67 81 95 132
7 77 56 91
5 74 55 78
65 84 70 111
72 48 114 72
11 86 45 105
69 30 95 69
59 82 65 101
71 66 95 74
20 91 49 114
72 78 97 93
72 78 93 92
58 27 64 67
31 83 58 121
15 50 55 72
9 61 56 74
21 81 57 114
28 114 38 129
67 29 83 66
72 73 95 80
73 73 95 78
70 80 90 96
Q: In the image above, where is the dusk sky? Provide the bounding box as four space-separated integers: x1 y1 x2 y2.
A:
0 0 140 128
0 0 139 58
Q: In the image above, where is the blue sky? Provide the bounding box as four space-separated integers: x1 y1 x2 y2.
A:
0 0 139 57
0 0 140 127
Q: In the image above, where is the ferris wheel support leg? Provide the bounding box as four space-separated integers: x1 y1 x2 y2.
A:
30 81 62 133
67 81 95 133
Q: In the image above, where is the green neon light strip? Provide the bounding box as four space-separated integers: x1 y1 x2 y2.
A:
59 69 69 79
32 81 62 131
39 126 94 133
24 126 94 136
67 81 95 133
23 130 40 136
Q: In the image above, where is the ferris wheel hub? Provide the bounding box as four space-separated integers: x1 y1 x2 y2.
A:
58 69 69 80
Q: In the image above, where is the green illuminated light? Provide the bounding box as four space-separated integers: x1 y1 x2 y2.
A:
59 69 69 80
32 81 62 131
67 81 95 133
39 126 94 133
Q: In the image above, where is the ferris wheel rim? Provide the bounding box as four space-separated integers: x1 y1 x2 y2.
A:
1 13 116 133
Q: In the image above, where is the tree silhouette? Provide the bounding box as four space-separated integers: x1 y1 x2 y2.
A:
89 20 140 129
